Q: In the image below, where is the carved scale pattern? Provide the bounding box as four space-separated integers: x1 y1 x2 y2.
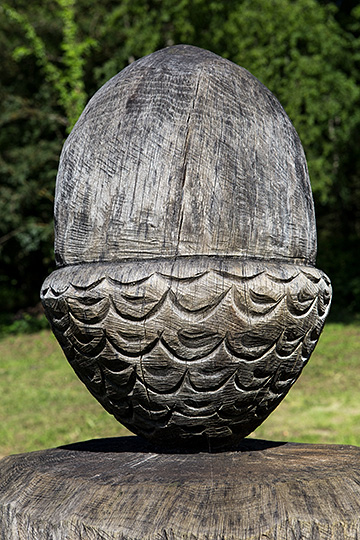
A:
41 260 331 449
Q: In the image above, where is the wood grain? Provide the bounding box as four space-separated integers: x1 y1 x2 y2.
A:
41 44 332 449
54 45 316 267
1 437 359 539
41 258 331 449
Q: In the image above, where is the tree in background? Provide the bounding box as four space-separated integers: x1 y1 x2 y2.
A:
1 0 359 317
212 0 360 317
0 0 94 312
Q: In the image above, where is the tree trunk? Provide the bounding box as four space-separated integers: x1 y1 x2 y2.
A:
1 437 359 539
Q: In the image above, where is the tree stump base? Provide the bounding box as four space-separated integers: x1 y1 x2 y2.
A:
1 437 360 539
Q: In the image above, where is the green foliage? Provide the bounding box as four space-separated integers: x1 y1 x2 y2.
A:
0 0 94 312
213 0 360 204
0 312 49 339
1 0 360 317
3 0 95 130
90 0 232 85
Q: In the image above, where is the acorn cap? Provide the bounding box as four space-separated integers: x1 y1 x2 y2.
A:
54 44 316 267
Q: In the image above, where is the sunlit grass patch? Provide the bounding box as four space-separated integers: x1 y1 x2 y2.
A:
0 330 131 457
252 323 360 445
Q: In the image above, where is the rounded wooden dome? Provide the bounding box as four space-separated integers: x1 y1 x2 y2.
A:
54 44 316 267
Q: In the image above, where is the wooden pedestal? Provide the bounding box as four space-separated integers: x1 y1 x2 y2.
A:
1 437 360 539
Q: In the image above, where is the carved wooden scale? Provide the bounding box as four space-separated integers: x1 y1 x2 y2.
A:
41 45 331 450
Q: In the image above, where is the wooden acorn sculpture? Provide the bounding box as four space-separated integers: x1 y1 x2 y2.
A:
41 45 332 450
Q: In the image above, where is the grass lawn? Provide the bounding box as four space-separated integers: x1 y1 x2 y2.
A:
253 322 360 445
0 322 359 457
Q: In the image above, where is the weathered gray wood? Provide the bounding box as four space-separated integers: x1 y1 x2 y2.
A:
1 437 360 539
41 258 331 450
54 45 316 266
41 44 332 449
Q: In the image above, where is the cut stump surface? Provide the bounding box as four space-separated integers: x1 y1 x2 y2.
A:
1 437 360 539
